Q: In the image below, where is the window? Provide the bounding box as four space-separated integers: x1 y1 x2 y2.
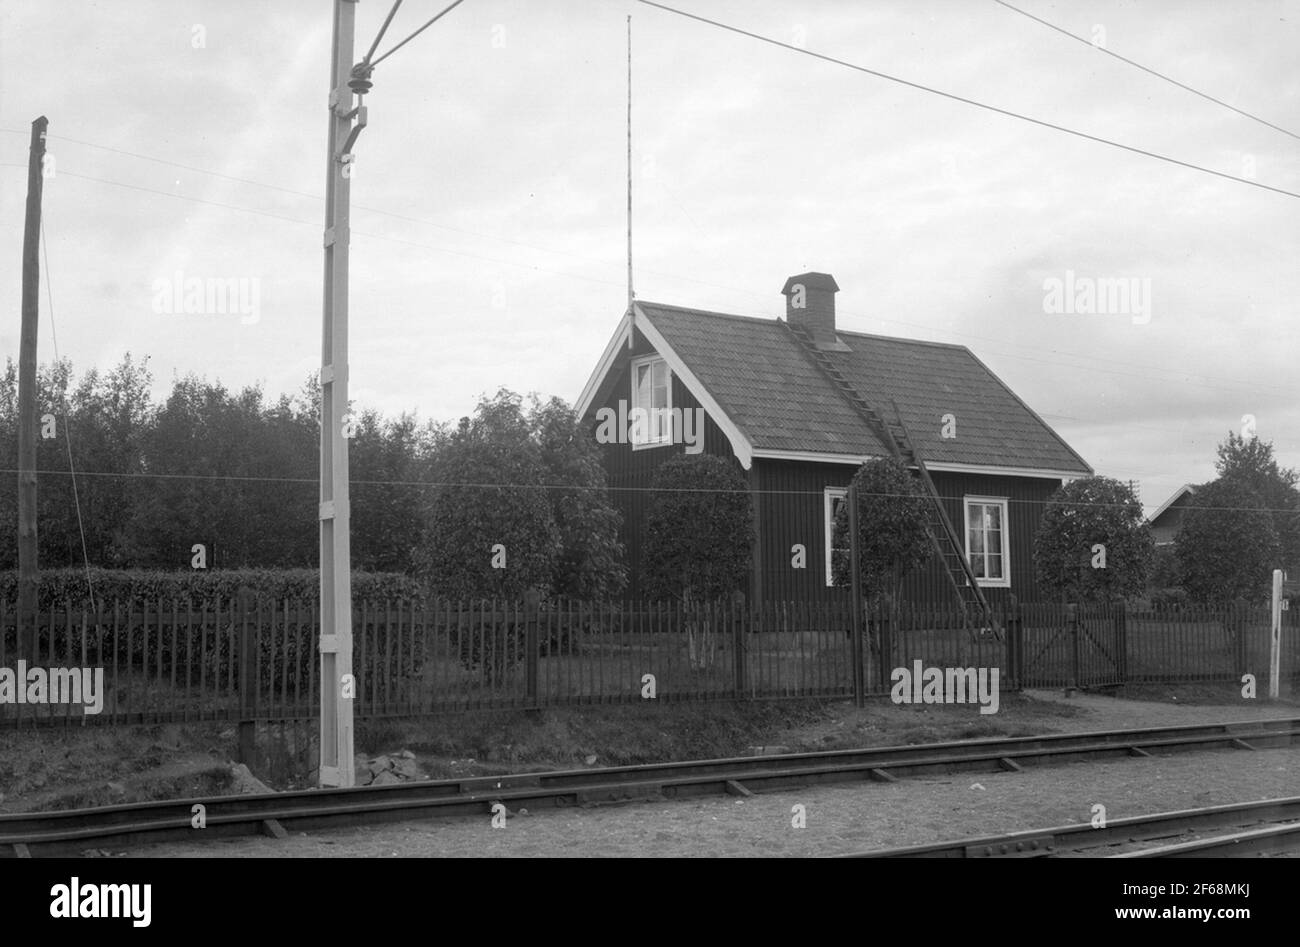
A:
630 355 672 448
964 496 1010 588
824 487 849 587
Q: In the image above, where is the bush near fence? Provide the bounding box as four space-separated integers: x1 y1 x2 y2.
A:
0 568 423 611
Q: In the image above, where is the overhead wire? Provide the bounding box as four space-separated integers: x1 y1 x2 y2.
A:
992 0 1300 141
632 0 1300 200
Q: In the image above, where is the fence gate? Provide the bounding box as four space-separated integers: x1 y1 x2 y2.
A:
1018 603 1125 688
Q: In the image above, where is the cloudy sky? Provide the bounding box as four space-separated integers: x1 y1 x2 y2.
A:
1 0 1297 514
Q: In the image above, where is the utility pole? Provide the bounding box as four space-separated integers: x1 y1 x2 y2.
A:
17 116 48 663
319 1 366 788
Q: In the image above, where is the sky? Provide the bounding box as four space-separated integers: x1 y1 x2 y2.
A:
1 0 1298 516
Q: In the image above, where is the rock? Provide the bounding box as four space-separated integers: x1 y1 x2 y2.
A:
354 770 373 787
230 763 273 795
584 754 598 766
371 770 401 786
397 749 415 759
391 758 419 780
367 757 391 777
106 781 126 795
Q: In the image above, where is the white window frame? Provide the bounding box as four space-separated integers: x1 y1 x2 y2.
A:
629 354 673 450
824 487 849 587
963 495 1011 588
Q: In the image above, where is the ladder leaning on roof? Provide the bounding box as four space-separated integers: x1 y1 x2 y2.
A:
780 320 1003 641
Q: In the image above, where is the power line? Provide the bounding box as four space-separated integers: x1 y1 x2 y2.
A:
633 0 1300 201
1 466 1292 516
371 0 467 67
40 213 97 612
992 0 1300 141
0 129 759 297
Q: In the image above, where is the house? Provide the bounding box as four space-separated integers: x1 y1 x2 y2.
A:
1146 484 1199 547
575 272 1094 605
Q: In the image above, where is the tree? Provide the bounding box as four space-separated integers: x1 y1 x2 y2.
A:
830 458 932 603
1214 431 1300 569
1176 478 1279 603
1033 476 1152 602
414 390 560 599
641 453 753 669
529 395 626 600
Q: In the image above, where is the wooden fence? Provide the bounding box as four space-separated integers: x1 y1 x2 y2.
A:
0 596 1294 727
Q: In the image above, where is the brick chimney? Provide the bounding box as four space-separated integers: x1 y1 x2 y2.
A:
782 272 843 349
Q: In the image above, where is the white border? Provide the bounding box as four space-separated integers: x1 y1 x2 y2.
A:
824 486 848 587
963 495 1011 588
628 353 673 450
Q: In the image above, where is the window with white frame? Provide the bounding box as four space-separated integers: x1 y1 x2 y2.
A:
964 496 1010 587
824 487 849 587
630 355 672 447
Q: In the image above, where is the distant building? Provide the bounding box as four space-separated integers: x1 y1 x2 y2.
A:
1147 484 1199 547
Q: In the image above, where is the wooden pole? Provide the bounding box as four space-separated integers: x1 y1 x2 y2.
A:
319 0 358 788
17 116 48 663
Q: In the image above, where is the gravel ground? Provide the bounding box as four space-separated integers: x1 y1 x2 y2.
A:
127 691 1300 858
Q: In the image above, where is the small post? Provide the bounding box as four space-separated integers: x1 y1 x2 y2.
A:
1270 569 1283 700
1113 596 1128 684
1005 593 1021 689
237 587 256 767
524 588 540 706
848 483 864 707
732 590 747 698
1067 602 1080 691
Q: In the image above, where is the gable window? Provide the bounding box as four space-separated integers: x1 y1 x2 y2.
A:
824 487 849 587
630 355 672 447
964 496 1010 588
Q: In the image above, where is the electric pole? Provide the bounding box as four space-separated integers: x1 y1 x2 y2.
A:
17 115 48 664
319 1 366 788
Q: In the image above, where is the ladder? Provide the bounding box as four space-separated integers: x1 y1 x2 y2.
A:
781 321 1002 640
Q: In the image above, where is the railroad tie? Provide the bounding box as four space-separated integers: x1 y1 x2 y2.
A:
259 819 289 840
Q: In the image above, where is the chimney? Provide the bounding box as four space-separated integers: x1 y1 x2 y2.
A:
782 272 843 349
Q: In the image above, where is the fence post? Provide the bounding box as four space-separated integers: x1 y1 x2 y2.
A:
1067 602 1080 691
848 484 864 708
1233 600 1249 681
878 598 895 693
1005 594 1021 689
1270 569 1283 700
732 590 747 698
524 589 539 706
1114 598 1128 684
237 586 256 767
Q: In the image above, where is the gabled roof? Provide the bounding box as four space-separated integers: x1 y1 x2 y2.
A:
1147 483 1199 523
577 300 1093 478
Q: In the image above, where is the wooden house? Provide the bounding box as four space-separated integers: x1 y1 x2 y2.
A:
576 272 1093 606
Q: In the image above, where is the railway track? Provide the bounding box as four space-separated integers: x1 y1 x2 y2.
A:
844 795 1300 858
3 717 1298 857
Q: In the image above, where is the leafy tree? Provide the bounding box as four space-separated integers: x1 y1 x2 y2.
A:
641 453 753 670
642 453 753 603
1214 431 1300 569
1176 478 1279 603
414 390 561 599
830 458 932 603
1033 476 1152 602
529 395 626 599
